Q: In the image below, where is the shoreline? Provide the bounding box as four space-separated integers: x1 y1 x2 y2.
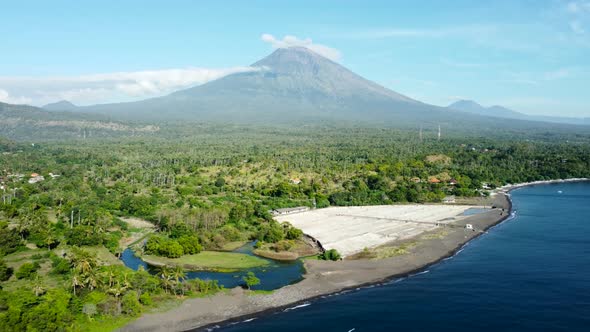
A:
119 178 586 332
495 178 589 193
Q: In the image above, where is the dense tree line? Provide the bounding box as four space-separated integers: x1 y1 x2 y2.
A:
1 125 590 330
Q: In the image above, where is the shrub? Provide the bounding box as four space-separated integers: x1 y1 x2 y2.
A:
159 240 184 258
15 262 39 279
121 292 142 316
285 227 303 240
139 292 153 306
274 240 292 252
177 235 202 255
242 272 260 290
258 221 284 243
65 226 103 246
50 256 71 275
145 235 163 255
0 260 13 281
319 249 341 261
220 225 242 241
0 226 22 255
214 177 225 188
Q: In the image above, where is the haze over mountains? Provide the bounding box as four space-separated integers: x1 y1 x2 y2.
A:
1 46 589 140
447 100 589 126
0 101 158 140
43 100 78 111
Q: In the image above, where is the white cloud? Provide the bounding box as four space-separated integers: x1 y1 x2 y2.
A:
260 34 341 61
0 66 260 106
0 89 32 105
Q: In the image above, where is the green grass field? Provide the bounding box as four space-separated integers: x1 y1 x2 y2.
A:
141 251 269 271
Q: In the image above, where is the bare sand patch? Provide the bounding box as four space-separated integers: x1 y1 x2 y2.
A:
119 217 156 229
275 205 479 257
119 217 156 249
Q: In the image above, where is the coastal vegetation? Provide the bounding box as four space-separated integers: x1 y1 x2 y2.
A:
1 125 590 330
141 251 268 271
243 272 260 290
319 249 342 261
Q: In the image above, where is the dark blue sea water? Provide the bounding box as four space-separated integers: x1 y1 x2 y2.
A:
121 242 304 291
216 182 590 332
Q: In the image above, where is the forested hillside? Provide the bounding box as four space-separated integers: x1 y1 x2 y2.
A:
0 102 159 140
1 126 589 330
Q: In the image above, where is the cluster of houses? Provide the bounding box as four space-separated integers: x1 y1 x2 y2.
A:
410 176 459 186
1 172 61 186
28 173 44 184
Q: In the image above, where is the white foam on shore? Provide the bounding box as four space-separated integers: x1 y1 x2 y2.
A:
283 303 311 312
410 270 430 277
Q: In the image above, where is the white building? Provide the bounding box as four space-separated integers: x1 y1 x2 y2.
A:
28 173 45 184
270 206 310 216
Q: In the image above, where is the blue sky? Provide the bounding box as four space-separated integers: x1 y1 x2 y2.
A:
0 0 588 116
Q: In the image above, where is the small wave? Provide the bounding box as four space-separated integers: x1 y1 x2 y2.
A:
243 318 257 323
387 277 405 284
411 270 430 277
348 329 356 332
284 303 311 312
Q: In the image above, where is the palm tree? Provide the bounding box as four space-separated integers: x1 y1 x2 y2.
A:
94 210 111 235
44 233 55 251
72 274 83 296
70 247 97 275
107 281 127 316
172 266 186 295
102 266 117 288
122 272 131 290
15 214 31 240
32 275 46 296
158 266 173 294
84 271 99 291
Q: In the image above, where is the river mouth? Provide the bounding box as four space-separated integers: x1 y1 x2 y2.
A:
120 242 305 291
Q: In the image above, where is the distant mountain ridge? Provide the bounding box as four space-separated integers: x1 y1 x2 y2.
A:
0 101 158 140
12 47 590 129
447 99 589 125
43 100 78 111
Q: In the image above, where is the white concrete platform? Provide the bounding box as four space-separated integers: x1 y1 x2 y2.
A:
275 205 475 257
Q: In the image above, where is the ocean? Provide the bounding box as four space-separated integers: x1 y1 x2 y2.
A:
214 182 590 332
